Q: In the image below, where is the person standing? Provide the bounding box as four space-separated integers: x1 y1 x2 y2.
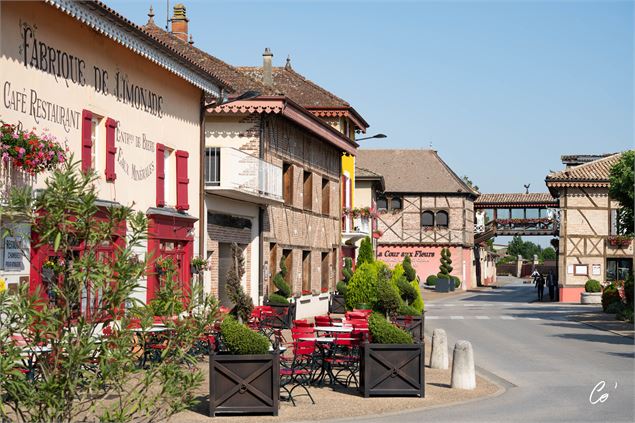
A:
547 271 555 301
536 274 546 301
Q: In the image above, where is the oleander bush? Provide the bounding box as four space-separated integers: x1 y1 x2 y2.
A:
220 316 270 355
584 279 602 293
426 275 438 286
368 312 413 344
602 284 622 312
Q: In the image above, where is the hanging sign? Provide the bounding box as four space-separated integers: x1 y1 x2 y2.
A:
4 237 25 271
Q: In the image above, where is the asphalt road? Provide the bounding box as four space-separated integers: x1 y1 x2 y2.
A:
346 279 635 423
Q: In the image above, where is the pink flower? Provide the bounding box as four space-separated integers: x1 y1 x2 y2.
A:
18 148 25 154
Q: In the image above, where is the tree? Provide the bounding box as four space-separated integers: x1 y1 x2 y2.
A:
540 247 557 261
357 237 374 267
507 235 542 260
225 243 253 323
609 151 634 235
0 160 218 422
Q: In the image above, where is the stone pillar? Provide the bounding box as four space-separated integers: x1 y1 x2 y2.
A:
430 328 448 369
516 255 523 278
451 340 476 390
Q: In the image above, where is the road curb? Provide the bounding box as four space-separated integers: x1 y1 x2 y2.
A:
569 318 634 339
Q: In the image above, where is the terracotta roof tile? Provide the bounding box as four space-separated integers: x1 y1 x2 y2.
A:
355 166 382 178
546 153 623 182
475 193 556 205
238 66 349 108
356 149 477 195
141 22 274 95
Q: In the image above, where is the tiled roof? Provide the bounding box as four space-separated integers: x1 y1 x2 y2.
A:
475 193 556 205
546 153 623 182
141 22 274 95
356 149 478 196
560 153 616 166
355 166 382 178
238 66 349 108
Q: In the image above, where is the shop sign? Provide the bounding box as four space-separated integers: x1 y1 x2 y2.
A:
377 246 436 263
3 237 25 271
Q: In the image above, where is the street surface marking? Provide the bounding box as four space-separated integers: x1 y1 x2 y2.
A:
500 316 515 320
475 316 490 319
450 316 464 320
427 316 440 319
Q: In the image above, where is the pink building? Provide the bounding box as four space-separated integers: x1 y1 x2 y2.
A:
356 150 478 288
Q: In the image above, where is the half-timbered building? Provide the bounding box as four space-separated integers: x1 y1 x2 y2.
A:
546 152 633 302
356 149 479 288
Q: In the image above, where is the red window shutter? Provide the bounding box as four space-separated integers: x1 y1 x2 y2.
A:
105 118 117 181
175 150 189 210
156 143 165 207
81 110 93 172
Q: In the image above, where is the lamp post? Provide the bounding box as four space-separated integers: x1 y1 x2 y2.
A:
356 133 387 141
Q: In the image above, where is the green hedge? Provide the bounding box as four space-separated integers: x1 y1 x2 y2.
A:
346 261 388 310
397 304 420 316
410 280 424 312
368 312 413 344
584 279 601 293
220 316 270 355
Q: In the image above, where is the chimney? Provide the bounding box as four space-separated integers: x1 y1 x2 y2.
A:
262 48 273 87
170 3 189 42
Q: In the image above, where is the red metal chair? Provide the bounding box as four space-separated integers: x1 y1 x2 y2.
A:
345 311 368 320
325 332 363 387
314 315 333 326
293 319 313 328
280 340 317 406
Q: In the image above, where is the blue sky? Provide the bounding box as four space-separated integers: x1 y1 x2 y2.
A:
113 0 633 196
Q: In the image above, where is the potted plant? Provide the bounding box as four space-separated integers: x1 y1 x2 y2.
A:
372 229 383 239
581 279 602 304
209 316 279 416
330 257 352 314
435 248 453 293
360 313 424 398
390 256 425 343
155 256 175 277
190 256 208 275
264 257 296 328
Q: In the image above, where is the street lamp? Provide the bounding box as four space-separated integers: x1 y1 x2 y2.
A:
356 133 387 141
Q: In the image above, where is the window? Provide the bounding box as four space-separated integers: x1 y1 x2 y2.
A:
376 194 387 211
283 163 293 204
391 196 403 210
322 178 330 215
436 210 449 227
321 251 330 291
606 258 633 281
421 211 434 227
302 250 311 292
303 171 313 210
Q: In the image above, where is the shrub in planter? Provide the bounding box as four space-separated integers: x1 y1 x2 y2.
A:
410 281 425 313
451 276 461 289
220 316 270 355
585 279 602 293
602 284 622 312
368 312 413 344
403 255 417 282
332 257 353 313
225 243 254 323
361 313 424 398
268 257 291 305
357 236 374 267
211 317 279 417
397 304 420 316
346 261 388 310
376 274 402 316
426 275 437 286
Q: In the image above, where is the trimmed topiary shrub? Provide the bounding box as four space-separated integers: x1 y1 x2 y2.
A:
368 312 413 344
220 316 270 355
269 257 291 305
226 243 254 323
602 284 622 312
397 304 420 317
426 275 437 286
336 257 354 296
346 261 388 310
403 255 417 282
376 273 402 316
437 248 453 279
357 237 374 267
585 279 602 293
451 276 461 289
410 280 425 312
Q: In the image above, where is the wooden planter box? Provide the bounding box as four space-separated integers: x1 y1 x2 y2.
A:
263 301 296 329
391 312 425 343
435 278 451 293
209 351 280 417
360 343 425 397
328 294 347 314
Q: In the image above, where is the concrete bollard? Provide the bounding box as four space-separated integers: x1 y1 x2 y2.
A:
430 328 449 369
451 340 476 390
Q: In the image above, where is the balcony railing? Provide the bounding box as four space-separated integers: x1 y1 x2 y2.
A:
204 147 283 203
343 215 371 236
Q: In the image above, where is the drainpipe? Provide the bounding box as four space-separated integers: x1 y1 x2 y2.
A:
258 115 266 305
198 91 206 259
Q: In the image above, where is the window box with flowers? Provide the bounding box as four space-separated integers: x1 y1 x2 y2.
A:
607 235 633 248
190 256 209 275
372 229 383 239
1 121 67 175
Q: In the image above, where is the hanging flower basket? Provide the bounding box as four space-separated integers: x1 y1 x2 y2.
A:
372 230 383 239
0 121 67 175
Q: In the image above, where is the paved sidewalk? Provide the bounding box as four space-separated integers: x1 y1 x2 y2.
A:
568 308 634 338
